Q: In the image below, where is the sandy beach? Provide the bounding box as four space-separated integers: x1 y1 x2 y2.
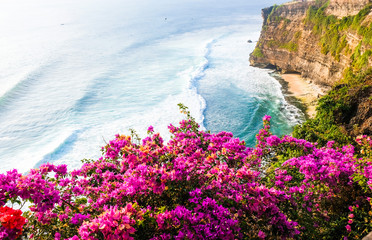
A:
280 73 328 118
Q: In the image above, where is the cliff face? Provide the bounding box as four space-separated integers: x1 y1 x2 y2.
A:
250 0 372 86
326 0 371 17
250 0 372 136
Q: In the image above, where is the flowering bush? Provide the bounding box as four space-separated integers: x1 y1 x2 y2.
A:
0 104 371 239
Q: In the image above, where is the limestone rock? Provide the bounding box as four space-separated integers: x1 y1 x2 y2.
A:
250 0 372 136
363 231 372 240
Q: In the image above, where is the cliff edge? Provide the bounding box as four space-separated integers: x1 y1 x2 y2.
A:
250 0 371 86
250 0 372 139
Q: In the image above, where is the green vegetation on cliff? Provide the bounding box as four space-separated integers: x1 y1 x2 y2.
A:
252 46 264 58
294 69 372 146
304 0 372 66
267 4 288 24
252 4 298 57
267 40 298 52
279 41 298 52
293 1 372 146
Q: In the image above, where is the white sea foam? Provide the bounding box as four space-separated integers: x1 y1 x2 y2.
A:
0 0 296 173
46 38 217 170
191 27 306 147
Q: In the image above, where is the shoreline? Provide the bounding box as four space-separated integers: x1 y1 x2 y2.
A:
270 72 329 119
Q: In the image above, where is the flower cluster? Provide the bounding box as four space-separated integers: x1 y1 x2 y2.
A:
356 135 372 157
78 204 141 240
152 193 241 239
0 106 371 239
0 206 27 239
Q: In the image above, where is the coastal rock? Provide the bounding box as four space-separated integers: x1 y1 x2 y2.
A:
346 77 372 136
363 231 372 240
250 0 372 136
250 0 372 86
326 0 371 17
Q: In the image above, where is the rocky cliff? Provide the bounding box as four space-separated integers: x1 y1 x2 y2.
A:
250 0 372 137
250 0 372 86
326 0 371 17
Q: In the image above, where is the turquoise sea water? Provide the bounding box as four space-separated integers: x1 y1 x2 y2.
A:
0 0 303 173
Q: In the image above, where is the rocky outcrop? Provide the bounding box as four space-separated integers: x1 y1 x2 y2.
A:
337 75 372 136
326 0 371 17
363 231 372 240
250 0 372 136
250 0 372 86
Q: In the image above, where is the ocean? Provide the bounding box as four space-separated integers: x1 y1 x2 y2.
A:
0 0 303 173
